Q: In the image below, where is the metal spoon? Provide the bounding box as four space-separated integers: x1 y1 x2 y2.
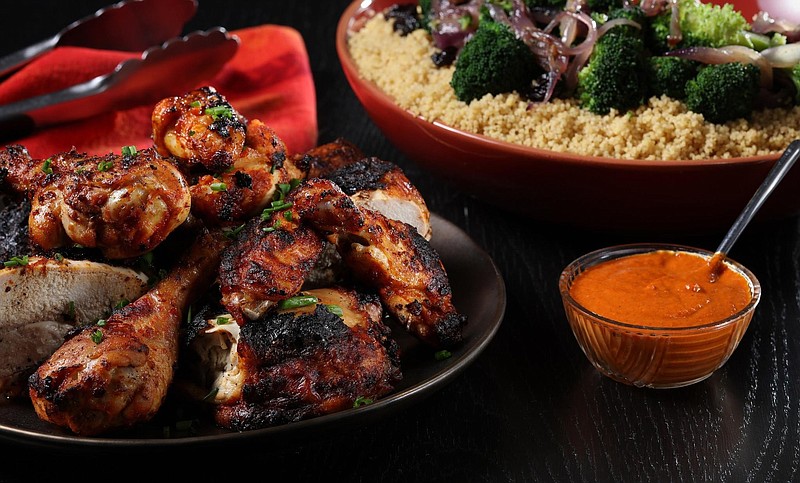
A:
0 0 198 78
709 139 800 279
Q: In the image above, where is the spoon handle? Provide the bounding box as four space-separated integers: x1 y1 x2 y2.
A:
716 140 800 256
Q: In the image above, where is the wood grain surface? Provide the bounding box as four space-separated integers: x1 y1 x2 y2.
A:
1 1 799 481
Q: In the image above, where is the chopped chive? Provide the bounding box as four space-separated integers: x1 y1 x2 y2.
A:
90 329 103 344
277 294 319 310
202 387 219 402
41 158 53 175
434 350 452 361
263 226 276 233
215 315 231 325
325 304 344 317
121 145 137 156
189 100 201 108
204 105 234 120
223 224 245 239
97 160 114 172
96 319 107 327
210 182 228 192
3 255 29 267
353 396 373 408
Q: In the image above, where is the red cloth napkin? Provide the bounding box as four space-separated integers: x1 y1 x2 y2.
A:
0 25 318 159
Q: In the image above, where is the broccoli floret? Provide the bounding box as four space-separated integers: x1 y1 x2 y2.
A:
790 64 800 105
450 19 541 103
648 0 754 53
684 62 761 123
648 56 700 100
576 25 649 115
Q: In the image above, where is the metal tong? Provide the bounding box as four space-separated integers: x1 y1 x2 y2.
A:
0 0 199 78
0 0 240 138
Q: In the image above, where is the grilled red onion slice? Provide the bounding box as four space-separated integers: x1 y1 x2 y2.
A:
760 43 800 68
752 11 800 43
666 45 773 88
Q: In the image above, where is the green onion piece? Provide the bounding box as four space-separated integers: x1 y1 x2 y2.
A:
223 224 245 239
458 13 472 30
215 315 231 325
54 253 64 262
289 178 301 190
325 304 344 317
434 350 452 361
41 158 53 174
263 226 276 233
189 100 201 108
90 329 103 344
283 211 293 222
3 255 29 267
204 105 234 120
277 294 319 310
202 387 219 402
114 299 129 309
121 145 137 156
97 160 113 172
353 396 374 408
96 319 107 327
210 182 228 192
188 130 196 136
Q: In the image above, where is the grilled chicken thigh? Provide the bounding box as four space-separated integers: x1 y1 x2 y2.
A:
28 228 229 436
0 257 148 397
183 286 401 431
0 145 192 259
220 178 465 348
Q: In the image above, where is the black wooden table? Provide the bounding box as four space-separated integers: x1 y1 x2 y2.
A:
1 1 799 481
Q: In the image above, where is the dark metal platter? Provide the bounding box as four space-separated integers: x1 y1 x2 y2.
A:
0 213 506 451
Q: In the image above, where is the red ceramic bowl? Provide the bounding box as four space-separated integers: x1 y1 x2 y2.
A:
336 0 800 234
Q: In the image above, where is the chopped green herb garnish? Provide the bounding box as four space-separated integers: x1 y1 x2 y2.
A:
434 350 452 361
263 226 276 233
215 315 232 325
114 299 129 309
188 130 196 136
204 105 234 120
90 329 103 344
41 158 53 175
459 13 472 30
54 252 64 262
353 396 374 408
97 160 114 172
210 182 228 192
289 178 301 190
283 211 293 222
4 255 29 267
189 100 201 108
325 304 344 317
223 224 246 239
202 387 219 402
121 145 137 156
277 294 319 310
96 319 107 327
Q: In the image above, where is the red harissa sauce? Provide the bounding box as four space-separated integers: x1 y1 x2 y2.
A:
569 250 752 327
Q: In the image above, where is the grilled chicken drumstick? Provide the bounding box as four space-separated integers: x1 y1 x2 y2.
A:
0 145 191 259
28 228 229 436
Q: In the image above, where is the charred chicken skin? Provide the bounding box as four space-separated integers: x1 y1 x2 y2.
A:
152 86 303 225
184 286 401 431
0 145 191 259
219 178 465 349
27 228 229 436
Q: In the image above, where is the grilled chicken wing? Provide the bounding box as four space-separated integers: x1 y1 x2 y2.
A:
325 156 431 240
291 137 365 179
0 257 148 398
28 228 229 436
0 145 192 259
220 178 465 348
152 86 247 172
183 286 401 431
152 87 304 225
